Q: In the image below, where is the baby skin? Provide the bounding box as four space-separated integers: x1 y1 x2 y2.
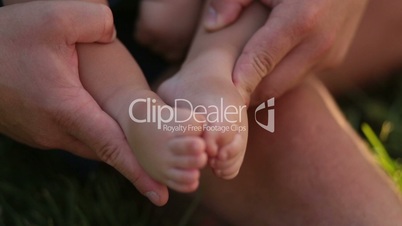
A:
158 2 268 179
78 40 207 193
136 0 202 61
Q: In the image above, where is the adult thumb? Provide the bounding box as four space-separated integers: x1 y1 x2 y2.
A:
66 92 169 206
233 6 303 104
204 0 252 31
48 1 117 44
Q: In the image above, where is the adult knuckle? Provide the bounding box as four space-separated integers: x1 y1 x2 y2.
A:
250 50 275 80
292 8 319 36
97 142 122 167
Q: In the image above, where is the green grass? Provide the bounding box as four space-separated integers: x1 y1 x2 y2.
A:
338 75 402 191
0 140 209 226
1 75 402 226
362 123 402 191
0 141 152 226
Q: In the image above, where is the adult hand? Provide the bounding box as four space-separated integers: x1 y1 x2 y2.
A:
0 1 168 205
204 0 367 105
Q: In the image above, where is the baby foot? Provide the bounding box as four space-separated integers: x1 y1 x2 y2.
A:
158 54 249 179
109 90 207 193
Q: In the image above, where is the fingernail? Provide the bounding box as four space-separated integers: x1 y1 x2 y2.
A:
204 6 218 29
145 191 160 204
112 28 117 40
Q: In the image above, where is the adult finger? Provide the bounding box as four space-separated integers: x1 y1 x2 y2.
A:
204 0 252 31
41 1 116 44
62 92 169 206
233 5 316 103
250 29 339 105
250 42 316 105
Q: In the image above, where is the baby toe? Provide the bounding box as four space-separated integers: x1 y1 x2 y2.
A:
173 153 208 169
217 133 244 161
167 180 200 193
213 161 241 180
167 169 200 184
169 137 205 155
213 154 243 180
204 134 219 157
166 169 200 193
218 167 240 180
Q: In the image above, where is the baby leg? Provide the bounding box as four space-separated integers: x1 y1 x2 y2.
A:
78 41 207 193
158 3 268 179
135 0 202 61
